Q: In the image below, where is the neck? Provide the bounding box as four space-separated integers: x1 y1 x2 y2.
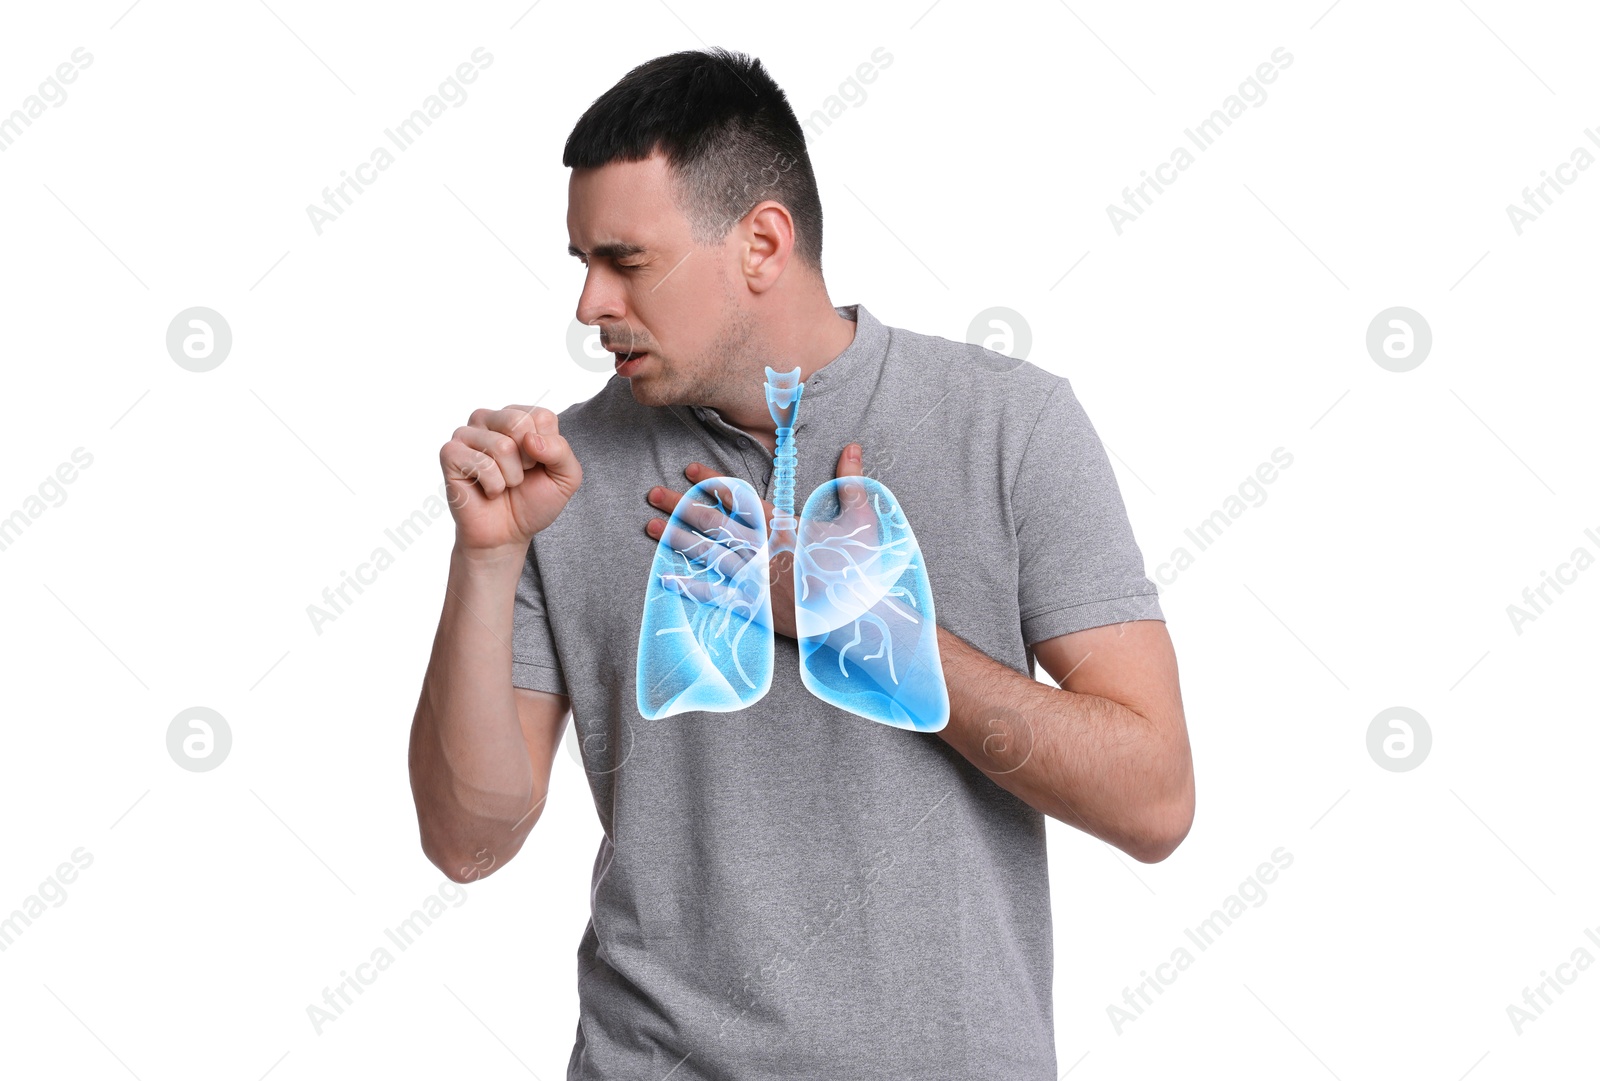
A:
713 294 856 450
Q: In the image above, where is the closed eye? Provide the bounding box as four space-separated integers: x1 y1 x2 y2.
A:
568 242 649 267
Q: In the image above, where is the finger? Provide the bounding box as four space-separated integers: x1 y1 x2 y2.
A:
469 405 540 434
660 568 768 615
653 516 758 578
661 572 737 607
662 476 764 545
527 406 561 438
440 440 508 499
645 488 706 542
834 443 872 515
661 516 759 572
646 485 685 514
497 406 543 460
522 428 582 496
467 406 548 469
684 464 769 531
452 425 526 489
660 573 715 604
498 405 559 446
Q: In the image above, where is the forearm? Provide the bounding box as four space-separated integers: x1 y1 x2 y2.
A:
932 625 1191 861
408 543 540 876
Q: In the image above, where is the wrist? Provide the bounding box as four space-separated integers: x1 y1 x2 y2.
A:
452 538 530 576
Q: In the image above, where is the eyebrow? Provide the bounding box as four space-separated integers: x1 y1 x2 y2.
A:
568 242 647 260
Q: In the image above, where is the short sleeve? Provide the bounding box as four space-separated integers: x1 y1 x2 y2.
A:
511 537 569 695
1013 377 1164 646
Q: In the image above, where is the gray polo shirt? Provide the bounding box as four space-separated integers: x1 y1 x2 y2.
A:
512 303 1163 1080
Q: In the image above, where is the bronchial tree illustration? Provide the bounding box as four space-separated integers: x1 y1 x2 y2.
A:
636 366 950 731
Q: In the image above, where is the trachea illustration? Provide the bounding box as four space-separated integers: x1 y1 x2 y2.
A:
635 367 949 731
764 366 802 554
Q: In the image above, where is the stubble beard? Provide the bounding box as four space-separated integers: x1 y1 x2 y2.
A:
628 297 756 413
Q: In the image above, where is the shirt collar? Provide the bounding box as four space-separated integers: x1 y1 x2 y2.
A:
795 303 886 400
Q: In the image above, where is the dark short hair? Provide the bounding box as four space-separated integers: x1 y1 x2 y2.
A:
563 48 824 270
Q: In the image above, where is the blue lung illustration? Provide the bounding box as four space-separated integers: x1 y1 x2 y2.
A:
635 477 775 719
634 366 948 730
793 477 949 732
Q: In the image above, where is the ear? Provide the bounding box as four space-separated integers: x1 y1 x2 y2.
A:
740 200 795 293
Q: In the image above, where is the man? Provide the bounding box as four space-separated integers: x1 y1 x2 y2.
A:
408 47 1193 1080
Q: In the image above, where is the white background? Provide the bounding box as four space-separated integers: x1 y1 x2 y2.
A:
1 0 1596 1077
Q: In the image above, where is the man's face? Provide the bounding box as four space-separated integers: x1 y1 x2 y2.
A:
567 153 751 408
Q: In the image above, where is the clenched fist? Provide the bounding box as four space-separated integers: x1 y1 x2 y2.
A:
440 404 582 557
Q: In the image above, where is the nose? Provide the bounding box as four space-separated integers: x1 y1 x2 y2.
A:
576 265 624 329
